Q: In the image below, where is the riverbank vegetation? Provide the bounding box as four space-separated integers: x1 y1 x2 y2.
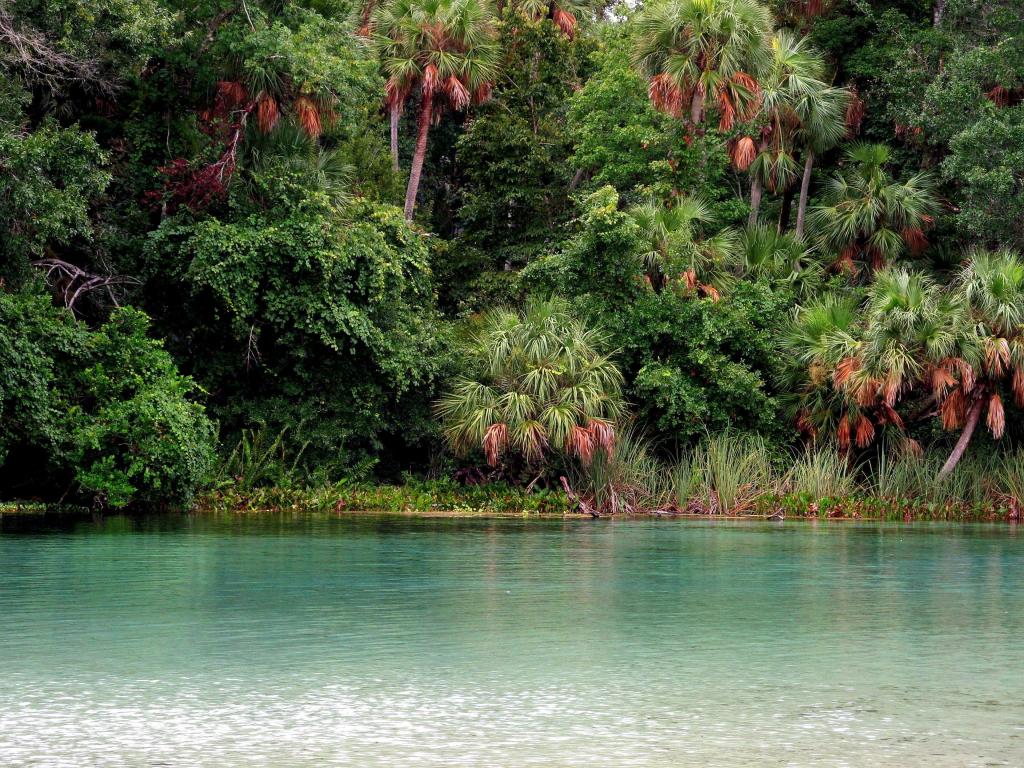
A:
2 0 1022 519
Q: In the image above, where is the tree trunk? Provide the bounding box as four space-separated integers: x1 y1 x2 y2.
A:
933 0 945 27
404 91 433 221
778 185 795 233
390 103 400 172
690 89 704 126
937 397 983 481
795 148 815 239
748 176 763 228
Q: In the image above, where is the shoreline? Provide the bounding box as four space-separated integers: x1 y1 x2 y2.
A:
4 487 1019 523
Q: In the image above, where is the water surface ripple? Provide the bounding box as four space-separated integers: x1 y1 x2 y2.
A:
1 515 1021 767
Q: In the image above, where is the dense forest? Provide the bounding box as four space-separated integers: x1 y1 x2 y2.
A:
1 0 1022 513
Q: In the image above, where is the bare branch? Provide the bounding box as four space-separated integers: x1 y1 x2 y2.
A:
31 258 139 314
0 6 117 96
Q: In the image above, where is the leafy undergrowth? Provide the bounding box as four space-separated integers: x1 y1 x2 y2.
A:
194 480 1021 521
195 479 575 516
756 494 1020 522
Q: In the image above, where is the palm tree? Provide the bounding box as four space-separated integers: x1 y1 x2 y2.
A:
784 259 1024 477
628 195 736 294
509 0 595 38
785 270 967 453
436 298 625 469
739 32 845 230
633 0 772 128
371 0 500 220
793 82 847 238
935 249 1024 477
810 143 938 272
737 223 823 295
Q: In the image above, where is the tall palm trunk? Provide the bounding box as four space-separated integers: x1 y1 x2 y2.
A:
795 148 815 239
747 140 768 228
778 185 795 232
404 91 433 221
690 88 704 125
937 397 983 481
390 104 400 172
748 176 763 228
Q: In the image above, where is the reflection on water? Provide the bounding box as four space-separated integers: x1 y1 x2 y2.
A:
1 513 1022 766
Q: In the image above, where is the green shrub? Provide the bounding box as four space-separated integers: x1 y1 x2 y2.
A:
0 286 215 507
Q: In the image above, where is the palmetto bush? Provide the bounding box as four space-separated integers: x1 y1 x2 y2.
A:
810 143 938 272
437 298 625 470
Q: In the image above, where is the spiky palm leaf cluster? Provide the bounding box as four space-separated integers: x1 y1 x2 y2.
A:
785 250 1024 458
633 0 772 129
437 299 625 468
949 250 1024 439
511 0 596 38
810 143 938 272
371 0 500 121
737 223 822 292
628 196 736 296
737 32 846 187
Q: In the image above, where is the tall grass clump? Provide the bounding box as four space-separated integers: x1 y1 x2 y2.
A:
666 454 695 511
692 432 777 514
568 426 666 514
874 449 993 507
997 449 1024 506
785 446 859 499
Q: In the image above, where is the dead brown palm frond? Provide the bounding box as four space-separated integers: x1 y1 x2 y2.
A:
293 96 322 138
836 245 859 274
795 409 816 438
422 63 440 94
731 136 757 170
587 418 615 457
649 73 683 118
567 423 595 465
854 376 880 407
833 356 860 388
902 436 924 458
837 413 851 450
855 415 875 448
717 89 736 131
256 92 279 133
987 392 1005 439
930 363 957 397
984 337 1010 377
902 226 928 255
955 358 976 393
217 80 247 109
882 374 903 407
940 388 968 430
483 422 509 466
444 75 470 111
880 402 904 430
845 87 864 137
1013 367 1024 406
385 77 410 111
986 85 1010 107
552 6 577 38
472 82 492 105
700 284 721 302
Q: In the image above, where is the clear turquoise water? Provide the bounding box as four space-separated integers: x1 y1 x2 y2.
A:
0 514 1022 767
